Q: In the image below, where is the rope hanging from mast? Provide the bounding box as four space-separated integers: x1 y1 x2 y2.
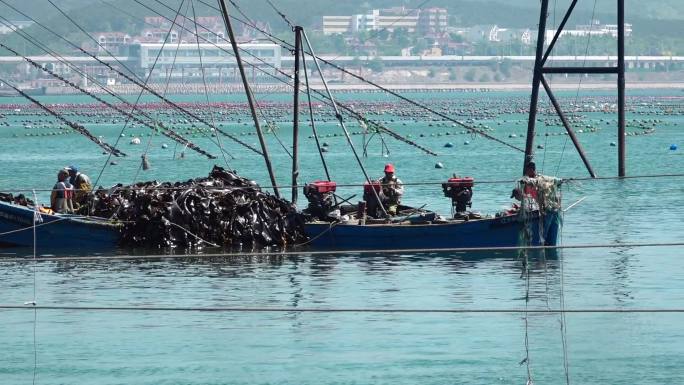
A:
137 0 438 157
212 0 522 153
0 78 125 157
0 43 217 160
0 0 261 156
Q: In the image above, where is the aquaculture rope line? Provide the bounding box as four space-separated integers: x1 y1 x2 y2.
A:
1 305 683 314
1 241 682 263
4 172 684 193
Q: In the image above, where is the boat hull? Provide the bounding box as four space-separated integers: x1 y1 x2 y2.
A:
304 211 560 250
0 201 120 253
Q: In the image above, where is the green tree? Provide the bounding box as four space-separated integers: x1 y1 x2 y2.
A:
367 57 384 73
450 33 465 43
392 28 410 47
464 68 477 82
500 59 512 77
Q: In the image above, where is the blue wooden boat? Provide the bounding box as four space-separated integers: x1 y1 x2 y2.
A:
304 210 559 250
0 201 120 253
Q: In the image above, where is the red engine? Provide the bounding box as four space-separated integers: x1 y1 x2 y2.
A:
444 177 474 189
308 180 337 194
303 181 337 220
363 181 381 194
442 177 474 216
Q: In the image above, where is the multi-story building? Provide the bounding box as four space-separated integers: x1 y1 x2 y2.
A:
131 42 282 79
374 7 420 32
418 8 448 35
544 21 632 44
323 7 444 35
323 16 353 35
92 32 132 54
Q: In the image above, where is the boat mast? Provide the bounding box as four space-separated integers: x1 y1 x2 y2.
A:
217 0 280 197
524 0 550 170
291 26 303 204
526 0 626 177
617 0 626 177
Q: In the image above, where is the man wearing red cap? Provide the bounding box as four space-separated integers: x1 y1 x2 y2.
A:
378 163 404 215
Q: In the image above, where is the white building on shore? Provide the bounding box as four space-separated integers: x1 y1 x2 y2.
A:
133 42 282 79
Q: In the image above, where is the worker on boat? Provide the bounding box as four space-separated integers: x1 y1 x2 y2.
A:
521 161 539 200
50 169 74 214
506 187 523 215
517 161 564 213
66 165 92 205
377 163 404 216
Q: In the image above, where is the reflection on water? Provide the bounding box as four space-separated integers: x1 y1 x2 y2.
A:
1 89 683 384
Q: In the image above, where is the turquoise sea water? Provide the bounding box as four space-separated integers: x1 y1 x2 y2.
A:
1 90 683 384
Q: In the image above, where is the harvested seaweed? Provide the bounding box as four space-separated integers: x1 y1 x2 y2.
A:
84 166 307 248
0 192 34 206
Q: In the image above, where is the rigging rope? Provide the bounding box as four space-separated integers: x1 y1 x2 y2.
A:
127 0 438 156
1 305 683 314
133 0 193 184
94 0 191 189
265 0 294 30
0 42 216 161
189 0 232 167
0 77 125 157
3 172 684 193
559 210 571 385
30 190 39 385
0 16 226 162
557 0 600 177
1 241 682 263
0 0 261 156
199 0 522 153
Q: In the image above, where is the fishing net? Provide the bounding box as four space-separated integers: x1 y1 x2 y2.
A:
517 175 563 248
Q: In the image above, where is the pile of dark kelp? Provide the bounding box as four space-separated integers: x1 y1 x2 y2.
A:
0 192 33 206
83 166 307 248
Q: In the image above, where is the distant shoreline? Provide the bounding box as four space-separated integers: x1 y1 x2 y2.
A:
320 82 684 92
34 81 684 95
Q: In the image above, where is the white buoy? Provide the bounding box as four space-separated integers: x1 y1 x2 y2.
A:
435 162 444 169
130 137 141 145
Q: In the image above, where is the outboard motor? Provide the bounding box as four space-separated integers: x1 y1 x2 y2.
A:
442 177 474 218
303 180 337 220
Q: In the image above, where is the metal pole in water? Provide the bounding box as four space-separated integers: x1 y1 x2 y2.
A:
617 0 626 177
291 26 302 204
524 0 550 173
217 0 280 197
